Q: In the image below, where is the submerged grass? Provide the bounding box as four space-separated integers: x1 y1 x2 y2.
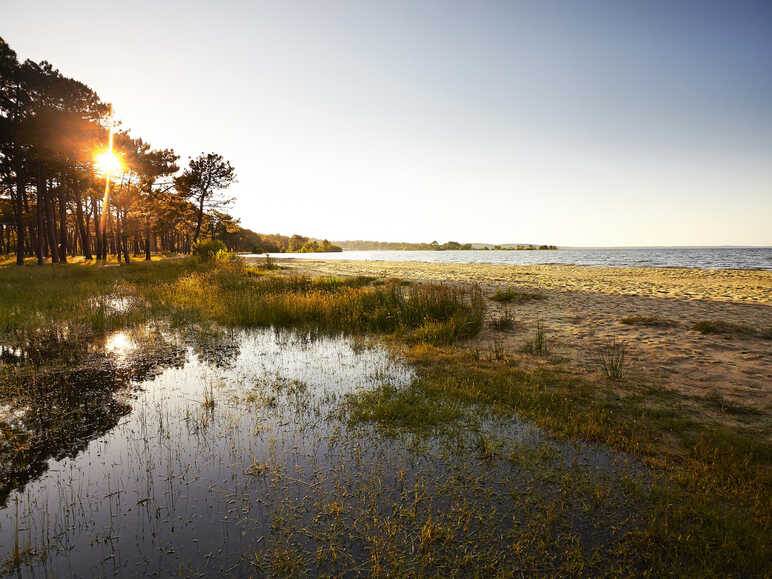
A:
345 384 463 432
351 345 771 576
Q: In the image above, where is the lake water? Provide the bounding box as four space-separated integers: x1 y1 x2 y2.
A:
247 247 772 270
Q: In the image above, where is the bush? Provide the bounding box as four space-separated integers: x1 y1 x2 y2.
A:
193 239 227 262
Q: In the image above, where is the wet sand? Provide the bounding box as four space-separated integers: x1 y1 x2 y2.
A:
258 258 772 411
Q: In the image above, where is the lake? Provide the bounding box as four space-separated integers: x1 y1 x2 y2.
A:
247 247 772 270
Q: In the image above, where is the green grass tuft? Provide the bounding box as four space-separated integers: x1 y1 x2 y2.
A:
693 320 756 337
490 288 544 303
520 321 549 355
621 315 678 328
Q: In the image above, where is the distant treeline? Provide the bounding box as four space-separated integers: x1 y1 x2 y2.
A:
221 229 342 254
335 240 558 251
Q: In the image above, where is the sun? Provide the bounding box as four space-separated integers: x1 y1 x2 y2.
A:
95 150 122 175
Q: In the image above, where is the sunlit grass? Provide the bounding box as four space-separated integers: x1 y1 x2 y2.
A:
150 264 483 343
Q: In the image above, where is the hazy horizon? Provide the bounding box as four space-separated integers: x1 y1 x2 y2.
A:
4 0 771 246
329 242 772 249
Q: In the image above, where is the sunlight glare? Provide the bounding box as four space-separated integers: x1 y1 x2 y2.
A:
95 150 122 176
105 331 135 359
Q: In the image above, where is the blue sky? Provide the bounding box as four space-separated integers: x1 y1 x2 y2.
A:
4 0 771 245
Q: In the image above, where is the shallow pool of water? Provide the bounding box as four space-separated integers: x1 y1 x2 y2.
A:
0 326 648 576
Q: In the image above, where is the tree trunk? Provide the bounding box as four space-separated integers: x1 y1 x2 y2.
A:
93 198 103 261
145 216 151 261
58 192 68 263
84 201 92 259
35 170 46 264
43 183 59 264
14 166 25 265
193 195 205 244
76 197 91 259
112 205 121 263
121 210 130 264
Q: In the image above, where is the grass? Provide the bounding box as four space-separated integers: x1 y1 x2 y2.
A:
490 288 544 303
202 383 216 409
344 384 463 433
621 315 679 328
520 320 548 355
0 258 484 351
345 345 772 576
694 319 771 339
488 307 515 331
152 260 483 342
594 339 627 380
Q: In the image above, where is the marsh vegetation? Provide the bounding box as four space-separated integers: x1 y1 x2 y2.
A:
0 258 769 577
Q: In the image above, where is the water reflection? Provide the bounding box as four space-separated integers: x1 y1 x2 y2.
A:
0 326 647 576
104 330 136 359
0 325 186 507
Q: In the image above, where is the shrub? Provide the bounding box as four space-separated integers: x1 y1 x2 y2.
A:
192 239 227 262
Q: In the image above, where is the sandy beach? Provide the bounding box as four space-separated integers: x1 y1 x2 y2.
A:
262 258 772 412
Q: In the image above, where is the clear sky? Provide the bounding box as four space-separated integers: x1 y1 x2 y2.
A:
4 0 771 246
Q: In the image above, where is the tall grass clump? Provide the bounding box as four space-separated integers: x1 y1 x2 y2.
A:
595 339 626 380
156 267 484 345
521 321 548 355
489 308 515 331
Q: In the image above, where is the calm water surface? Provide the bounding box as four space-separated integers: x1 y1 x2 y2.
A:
0 325 645 576
248 247 772 270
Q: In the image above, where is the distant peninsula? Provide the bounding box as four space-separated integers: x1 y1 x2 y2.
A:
334 240 558 251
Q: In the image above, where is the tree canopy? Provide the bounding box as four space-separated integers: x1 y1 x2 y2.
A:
0 36 240 264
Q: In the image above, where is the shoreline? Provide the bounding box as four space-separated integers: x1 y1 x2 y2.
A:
245 253 772 273
253 258 772 305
